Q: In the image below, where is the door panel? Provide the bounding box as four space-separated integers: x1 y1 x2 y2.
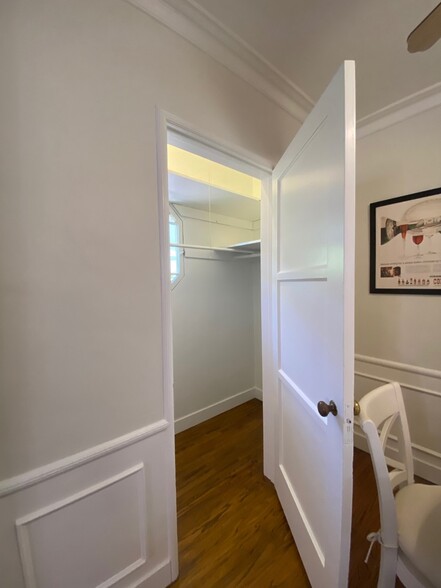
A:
271 62 355 588
279 280 328 407
280 381 328 548
278 124 330 272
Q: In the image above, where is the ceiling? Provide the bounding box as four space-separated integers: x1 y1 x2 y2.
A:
166 128 262 222
166 0 441 120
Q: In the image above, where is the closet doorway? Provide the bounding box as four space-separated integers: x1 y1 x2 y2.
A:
164 128 270 434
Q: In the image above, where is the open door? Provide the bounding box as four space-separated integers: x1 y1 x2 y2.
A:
270 62 355 587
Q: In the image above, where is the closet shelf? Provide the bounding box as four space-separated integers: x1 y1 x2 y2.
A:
170 241 260 255
228 240 260 253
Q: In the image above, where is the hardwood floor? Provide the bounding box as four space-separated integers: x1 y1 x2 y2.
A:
171 399 403 587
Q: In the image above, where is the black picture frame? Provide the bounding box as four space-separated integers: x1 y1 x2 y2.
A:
370 186 441 294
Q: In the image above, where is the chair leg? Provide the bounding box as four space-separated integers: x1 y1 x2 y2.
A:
378 546 398 588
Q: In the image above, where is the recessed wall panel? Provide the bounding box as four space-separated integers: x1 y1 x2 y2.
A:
17 467 146 588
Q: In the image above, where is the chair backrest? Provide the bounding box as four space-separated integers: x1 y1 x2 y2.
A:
358 382 414 548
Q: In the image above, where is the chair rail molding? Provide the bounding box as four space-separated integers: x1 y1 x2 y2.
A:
355 353 441 382
355 371 441 400
0 419 169 498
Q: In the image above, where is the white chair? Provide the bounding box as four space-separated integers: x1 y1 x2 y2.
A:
358 381 441 588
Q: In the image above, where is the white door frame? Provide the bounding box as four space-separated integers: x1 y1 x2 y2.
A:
155 109 278 571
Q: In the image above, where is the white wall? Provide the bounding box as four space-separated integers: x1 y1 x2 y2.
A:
0 1 299 586
171 208 262 431
0 0 298 480
355 105 441 483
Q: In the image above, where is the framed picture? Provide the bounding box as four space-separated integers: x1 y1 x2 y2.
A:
370 186 441 294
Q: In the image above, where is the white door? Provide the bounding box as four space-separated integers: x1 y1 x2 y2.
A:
270 61 355 588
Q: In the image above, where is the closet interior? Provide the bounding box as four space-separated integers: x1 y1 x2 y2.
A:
167 131 264 433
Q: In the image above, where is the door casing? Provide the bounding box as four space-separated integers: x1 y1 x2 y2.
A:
155 108 276 576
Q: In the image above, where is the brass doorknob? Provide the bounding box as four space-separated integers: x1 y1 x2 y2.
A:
317 400 338 417
354 401 360 417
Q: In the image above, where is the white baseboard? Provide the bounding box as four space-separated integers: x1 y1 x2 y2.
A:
174 387 262 433
129 559 172 588
254 387 263 401
354 428 441 486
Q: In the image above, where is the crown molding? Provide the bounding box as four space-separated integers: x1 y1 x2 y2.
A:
357 81 441 138
125 0 441 136
125 0 313 122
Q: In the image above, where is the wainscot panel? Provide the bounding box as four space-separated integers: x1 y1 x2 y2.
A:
0 422 175 588
355 354 441 485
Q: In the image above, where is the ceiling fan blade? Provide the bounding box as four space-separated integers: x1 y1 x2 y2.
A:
407 2 441 52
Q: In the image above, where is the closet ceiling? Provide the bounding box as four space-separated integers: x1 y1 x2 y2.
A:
168 173 260 222
175 0 441 119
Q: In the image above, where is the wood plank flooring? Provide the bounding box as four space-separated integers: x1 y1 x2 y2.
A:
171 399 403 587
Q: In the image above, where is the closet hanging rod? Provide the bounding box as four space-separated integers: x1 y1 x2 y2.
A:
169 243 255 254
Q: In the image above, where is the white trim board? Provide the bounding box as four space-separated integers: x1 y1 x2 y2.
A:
125 0 312 122
357 82 441 138
0 420 168 498
163 110 273 174
355 371 441 400
354 428 441 486
355 354 441 401
355 353 441 381
168 126 271 179
125 0 441 137
128 560 172 588
174 387 262 434
354 354 441 485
